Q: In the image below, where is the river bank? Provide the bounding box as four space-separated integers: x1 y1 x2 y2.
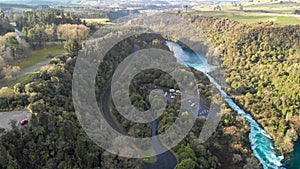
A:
166 40 285 169
285 139 300 169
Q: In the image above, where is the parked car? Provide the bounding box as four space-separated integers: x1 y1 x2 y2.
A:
20 119 29 125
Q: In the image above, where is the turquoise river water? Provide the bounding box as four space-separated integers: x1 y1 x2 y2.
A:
166 41 286 169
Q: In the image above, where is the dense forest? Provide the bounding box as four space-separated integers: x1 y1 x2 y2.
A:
0 19 261 168
110 63 261 169
1 8 298 169
0 11 28 79
0 10 14 36
0 9 89 80
17 10 89 49
182 13 300 154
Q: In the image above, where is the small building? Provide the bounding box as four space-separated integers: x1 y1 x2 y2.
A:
169 89 175 93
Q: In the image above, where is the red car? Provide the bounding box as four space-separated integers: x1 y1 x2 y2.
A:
20 119 29 125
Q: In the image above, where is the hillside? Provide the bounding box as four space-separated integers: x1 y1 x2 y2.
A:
182 13 300 154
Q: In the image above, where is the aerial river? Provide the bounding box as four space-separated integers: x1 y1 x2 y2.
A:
166 41 285 169
285 139 300 169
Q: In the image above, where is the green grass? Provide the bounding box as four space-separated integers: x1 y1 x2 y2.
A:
192 0 300 25
193 0 300 14
0 45 66 88
81 18 112 24
242 2 300 14
199 12 300 25
7 73 34 88
15 45 65 71
244 6 297 14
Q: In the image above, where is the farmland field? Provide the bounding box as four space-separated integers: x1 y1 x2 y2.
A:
191 0 300 25
197 11 300 25
81 18 112 24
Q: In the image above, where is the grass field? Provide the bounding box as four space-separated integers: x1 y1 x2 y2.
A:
7 73 34 88
15 45 65 71
198 11 300 25
2 45 66 88
243 5 299 14
193 6 298 14
191 0 300 25
81 18 112 24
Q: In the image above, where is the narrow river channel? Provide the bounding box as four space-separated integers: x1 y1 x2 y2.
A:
166 41 285 169
285 139 300 169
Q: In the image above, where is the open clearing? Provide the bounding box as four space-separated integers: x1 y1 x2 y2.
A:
15 44 65 71
81 18 112 24
0 45 66 88
197 11 300 25
192 0 300 25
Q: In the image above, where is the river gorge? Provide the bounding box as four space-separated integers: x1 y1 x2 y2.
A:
166 41 286 169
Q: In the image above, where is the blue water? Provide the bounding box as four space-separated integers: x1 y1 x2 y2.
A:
166 41 285 169
285 140 300 169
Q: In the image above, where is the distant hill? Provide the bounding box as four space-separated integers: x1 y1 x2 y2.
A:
1 0 299 7
0 0 245 6
0 0 70 6
0 3 34 10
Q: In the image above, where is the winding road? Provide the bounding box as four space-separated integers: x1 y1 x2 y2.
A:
0 59 50 130
101 87 177 169
0 54 67 130
144 120 178 169
0 59 51 88
0 53 68 88
100 44 177 169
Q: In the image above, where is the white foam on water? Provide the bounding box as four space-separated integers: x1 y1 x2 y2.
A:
166 41 285 169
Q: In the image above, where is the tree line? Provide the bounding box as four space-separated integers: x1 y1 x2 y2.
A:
183 13 300 154
0 11 28 79
18 10 89 49
0 29 262 169
0 9 90 80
